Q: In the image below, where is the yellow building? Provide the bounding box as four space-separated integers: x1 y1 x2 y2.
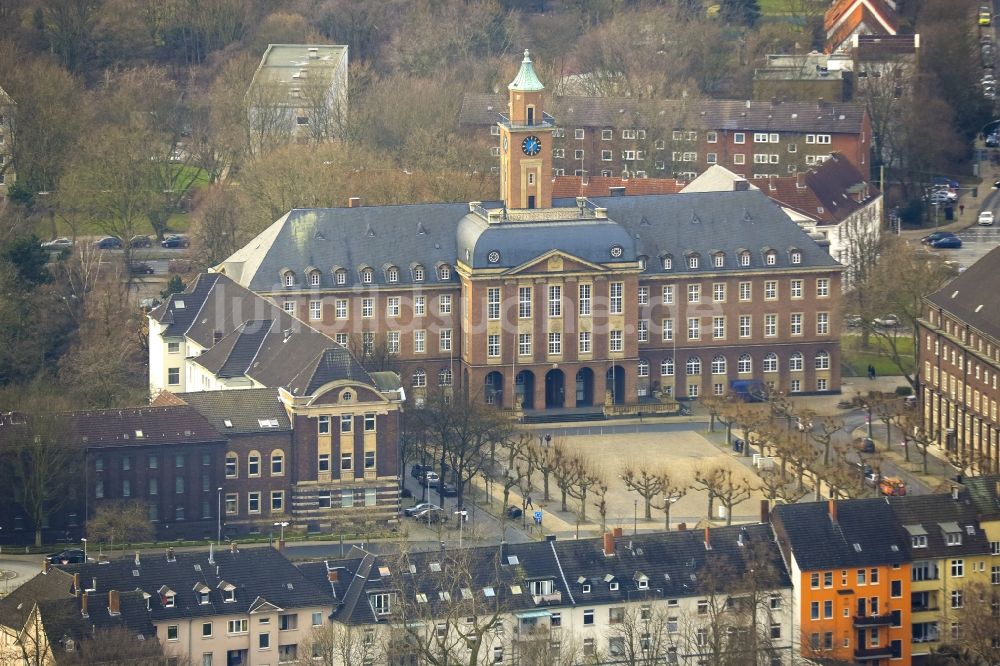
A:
888 490 993 665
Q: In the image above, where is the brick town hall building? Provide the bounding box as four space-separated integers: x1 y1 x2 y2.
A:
215 52 845 413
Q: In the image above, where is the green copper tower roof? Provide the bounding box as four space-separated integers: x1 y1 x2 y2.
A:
508 50 544 92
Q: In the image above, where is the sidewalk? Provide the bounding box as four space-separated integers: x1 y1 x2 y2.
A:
897 152 1000 239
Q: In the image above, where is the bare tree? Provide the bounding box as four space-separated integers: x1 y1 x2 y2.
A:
551 444 585 513
565 458 600 522
605 603 676 665
692 464 755 526
807 415 845 467
650 472 689 532
86 501 155 553
297 622 384 666
620 464 667 521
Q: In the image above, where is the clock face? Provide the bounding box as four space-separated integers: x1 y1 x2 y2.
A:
521 135 541 156
610 245 624 258
487 250 501 264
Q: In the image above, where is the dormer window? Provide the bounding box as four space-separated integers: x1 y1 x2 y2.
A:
283 272 295 287
194 583 211 605
713 252 725 268
439 265 451 280
361 268 374 284
529 579 555 596
218 581 237 602
637 578 649 590
309 271 321 286
159 586 176 608
790 250 802 265
946 532 962 546
335 269 347 285
687 254 699 269
582 584 591 593
912 535 927 548
739 251 751 267
662 255 673 270
387 266 399 283
637 255 648 270
413 265 425 282
610 581 619 591
764 251 777 266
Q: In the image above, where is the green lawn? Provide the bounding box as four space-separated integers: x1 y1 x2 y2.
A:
758 0 793 15
841 334 916 377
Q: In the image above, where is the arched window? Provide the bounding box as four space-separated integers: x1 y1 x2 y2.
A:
763 353 778 373
309 271 321 286
225 452 238 479
739 251 751 267
270 450 284 476
686 356 701 376
386 266 399 283
360 268 374 284
789 352 804 371
815 350 830 370
439 265 451 280
662 255 673 270
711 355 727 375
412 369 427 387
438 368 453 386
638 359 650 377
738 353 752 374
283 272 295 287
413 265 425 282
661 357 674 376
334 269 347 285
248 451 261 478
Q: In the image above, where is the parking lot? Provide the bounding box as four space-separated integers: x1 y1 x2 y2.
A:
924 224 1000 268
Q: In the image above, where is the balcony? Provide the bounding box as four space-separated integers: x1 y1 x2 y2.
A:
531 590 562 605
853 614 894 628
513 624 556 641
854 646 895 660
497 111 556 130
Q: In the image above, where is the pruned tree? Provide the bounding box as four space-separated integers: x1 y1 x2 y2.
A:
692 464 755 525
590 476 610 534
650 471 689 532
525 436 559 502
86 501 155 552
756 466 808 505
620 464 667 521
807 415 845 467
897 410 935 475
565 459 600 522
551 443 585 513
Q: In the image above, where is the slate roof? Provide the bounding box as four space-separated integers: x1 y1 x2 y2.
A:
772 498 909 570
56 547 334 623
460 93 867 135
72 405 224 448
320 525 788 626
150 273 380 394
287 347 374 396
162 389 291 434
924 246 1000 340
964 474 1000 520
887 491 991 559
0 567 74 630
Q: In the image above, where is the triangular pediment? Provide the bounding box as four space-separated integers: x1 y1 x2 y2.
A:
505 249 611 276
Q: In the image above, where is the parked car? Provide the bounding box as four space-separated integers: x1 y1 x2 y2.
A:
128 235 152 248
160 234 189 248
879 477 907 496
856 437 876 453
412 506 446 523
921 231 956 244
411 464 430 480
404 502 440 518
41 237 73 250
421 471 440 487
93 236 123 250
506 505 523 519
47 548 86 564
987 133 1000 148
927 191 954 205
129 262 155 275
929 236 963 249
433 481 458 497
873 314 900 328
979 210 995 226
844 314 863 328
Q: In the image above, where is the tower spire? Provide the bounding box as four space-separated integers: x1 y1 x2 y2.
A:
508 50 544 92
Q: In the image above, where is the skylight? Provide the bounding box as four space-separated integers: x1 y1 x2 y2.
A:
483 587 495 597
174 300 185 309
429 562 441 572
223 419 233 428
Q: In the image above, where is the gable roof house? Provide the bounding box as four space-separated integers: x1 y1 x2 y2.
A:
824 0 900 54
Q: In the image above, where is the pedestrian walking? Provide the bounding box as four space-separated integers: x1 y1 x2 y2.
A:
959 204 965 216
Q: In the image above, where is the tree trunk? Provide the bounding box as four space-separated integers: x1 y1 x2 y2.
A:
542 472 550 501
35 528 42 548
664 502 671 531
644 498 653 520
579 489 588 521
706 490 715 521
724 503 733 526
560 489 568 512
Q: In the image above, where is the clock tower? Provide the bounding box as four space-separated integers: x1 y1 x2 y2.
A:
500 50 554 210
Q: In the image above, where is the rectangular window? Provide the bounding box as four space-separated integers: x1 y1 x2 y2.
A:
271 491 284 512
518 287 532 318
413 295 425 316
734 132 745 144
364 414 376 431
439 295 452 314
413 329 426 353
687 317 700 341
578 284 591 315
438 329 451 352
662 285 674 304
487 334 500 358
739 315 751 338
361 298 373 318
167 368 180 385
225 493 237 515
764 314 777 337
387 331 400 354
487 288 500 320
334 299 348 319
713 283 726 302
309 300 321 320
519 333 532 356
713 316 725 339
610 283 623 314
364 451 376 470
341 453 353 471
548 285 562 317
791 313 803 336
790 279 802 298
734 153 745 164
610 330 623 352
952 559 964 577
386 296 400 317
817 278 830 297
248 492 261 514
662 318 673 341
817 312 830 335
318 454 330 473
578 331 591 353
765 281 777 299
637 286 649 305
548 332 561 355
638 320 649 343
739 281 751 301
340 414 352 433
688 284 700 303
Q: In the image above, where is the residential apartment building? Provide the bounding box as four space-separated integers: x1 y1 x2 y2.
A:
0 85 14 202
459 92 871 180
246 44 348 150
918 246 1000 474
216 52 844 415
825 0 900 54
887 490 993 663
771 499 912 665
304 524 793 666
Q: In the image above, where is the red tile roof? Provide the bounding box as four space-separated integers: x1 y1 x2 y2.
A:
825 0 898 53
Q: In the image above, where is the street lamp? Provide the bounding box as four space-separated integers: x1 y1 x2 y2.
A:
80 538 87 562
454 510 467 548
217 488 223 545
274 521 289 546
634 500 638 535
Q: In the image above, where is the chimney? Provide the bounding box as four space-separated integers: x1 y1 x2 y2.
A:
328 569 339 583
72 573 80 595
546 534 557 542
828 499 837 523
230 542 238 554
208 543 215 565
817 97 825 108
612 527 623 539
760 499 770 524
80 593 88 618
951 486 960 501
678 523 687 531
166 547 175 562
108 590 120 616
134 552 140 567
43 559 50 575
704 526 712 550
603 532 616 557
734 178 750 192
348 197 361 208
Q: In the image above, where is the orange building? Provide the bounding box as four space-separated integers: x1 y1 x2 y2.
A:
772 499 912 665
